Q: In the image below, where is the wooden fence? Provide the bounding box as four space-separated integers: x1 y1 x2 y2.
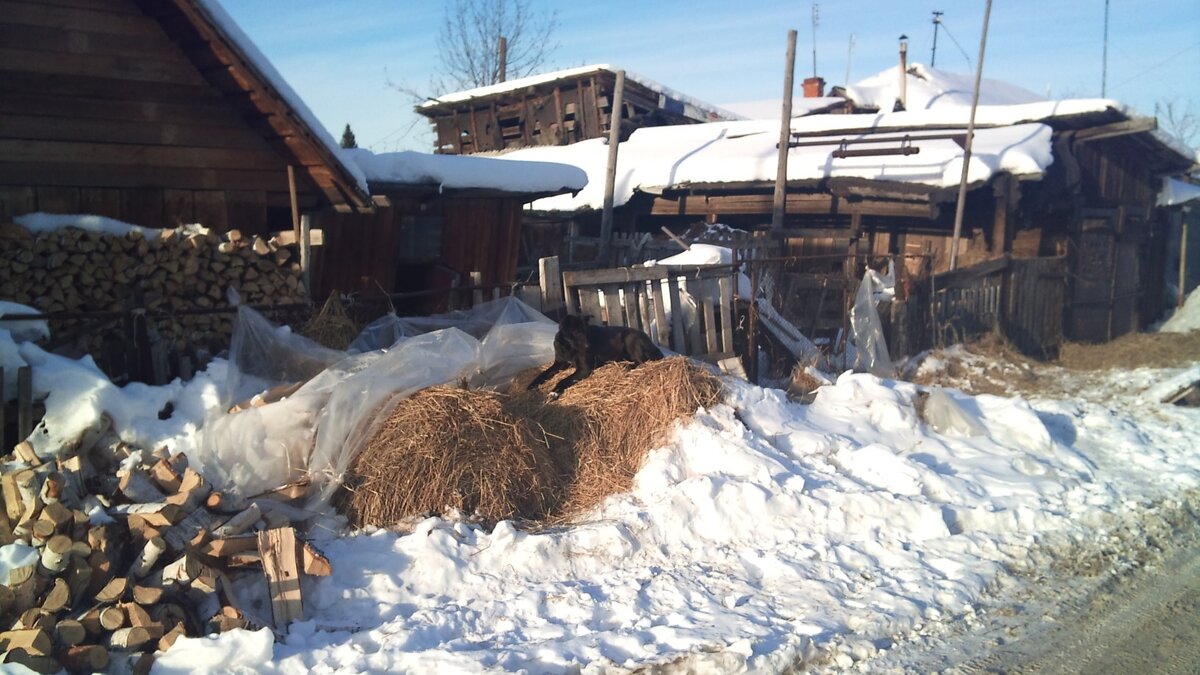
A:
560 264 737 362
930 255 1068 359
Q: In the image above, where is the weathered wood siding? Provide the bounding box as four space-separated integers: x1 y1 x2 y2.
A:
0 0 319 231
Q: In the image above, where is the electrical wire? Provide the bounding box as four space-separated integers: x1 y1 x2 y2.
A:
937 19 973 70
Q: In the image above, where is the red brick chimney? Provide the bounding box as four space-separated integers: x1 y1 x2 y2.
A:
802 76 826 98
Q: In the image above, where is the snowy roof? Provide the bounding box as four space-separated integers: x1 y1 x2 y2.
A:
498 115 1053 211
842 63 1047 111
191 0 371 201
346 149 587 196
417 64 742 122
719 97 847 120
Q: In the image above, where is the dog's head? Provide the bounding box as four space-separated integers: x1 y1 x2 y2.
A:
559 314 589 335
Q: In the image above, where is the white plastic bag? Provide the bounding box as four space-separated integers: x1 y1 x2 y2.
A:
850 269 895 377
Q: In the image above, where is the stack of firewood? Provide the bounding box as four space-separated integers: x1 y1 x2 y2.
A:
0 223 309 355
0 429 329 673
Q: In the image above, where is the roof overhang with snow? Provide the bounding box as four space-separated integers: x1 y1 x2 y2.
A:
167 0 373 211
346 150 587 201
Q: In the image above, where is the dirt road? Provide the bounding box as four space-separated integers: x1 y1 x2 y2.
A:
864 500 1200 674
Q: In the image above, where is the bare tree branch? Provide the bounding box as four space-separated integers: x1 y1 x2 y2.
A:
434 0 559 92
1156 98 1199 149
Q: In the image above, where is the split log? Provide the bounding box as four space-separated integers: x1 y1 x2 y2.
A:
60 644 109 673
131 585 163 606
158 622 186 651
94 577 128 604
39 578 69 613
130 536 166 578
302 541 332 577
109 626 152 650
258 527 302 627
0 628 52 656
202 535 258 558
108 502 181 527
118 469 166 504
38 502 72 533
52 619 85 647
212 503 260 538
98 606 125 631
164 468 211 513
122 602 153 629
148 459 182 493
2 649 58 674
39 535 72 574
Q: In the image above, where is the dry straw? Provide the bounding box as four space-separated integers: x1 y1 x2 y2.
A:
337 356 722 527
300 291 360 350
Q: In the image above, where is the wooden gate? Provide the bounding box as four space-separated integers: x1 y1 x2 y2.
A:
561 265 737 362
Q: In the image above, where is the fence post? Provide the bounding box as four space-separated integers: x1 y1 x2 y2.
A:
17 365 32 442
0 366 5 451
539 256 563 317
470 271 484 307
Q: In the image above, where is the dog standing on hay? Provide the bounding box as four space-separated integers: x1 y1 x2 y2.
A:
528 314 663 395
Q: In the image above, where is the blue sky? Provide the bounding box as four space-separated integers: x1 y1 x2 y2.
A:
220 0 1199 153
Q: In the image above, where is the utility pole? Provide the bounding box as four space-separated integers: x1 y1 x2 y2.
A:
845 33 856 85
772 30 798 235
949 0 994 271
811 4 820 78
1101 0 1110 96
931 11 943 67
497 36 508 83
598 70 625 265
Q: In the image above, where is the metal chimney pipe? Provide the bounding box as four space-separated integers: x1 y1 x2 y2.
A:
898 34 909 109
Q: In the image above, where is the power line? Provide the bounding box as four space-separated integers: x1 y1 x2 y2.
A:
1108 41 1200 92
938 18 973 70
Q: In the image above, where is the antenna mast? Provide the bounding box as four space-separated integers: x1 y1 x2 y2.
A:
931 11 943 67
1101 0 1110 96
811 4 820 78
845 33 856 84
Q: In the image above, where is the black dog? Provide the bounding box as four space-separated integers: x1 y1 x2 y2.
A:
528 314 663 394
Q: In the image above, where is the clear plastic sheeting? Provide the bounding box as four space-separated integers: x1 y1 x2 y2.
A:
850 269 895 377
922 387 988 437
225 305 344 407
188 297 558 501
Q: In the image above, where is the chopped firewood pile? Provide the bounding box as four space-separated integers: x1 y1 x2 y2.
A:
0 429 329 673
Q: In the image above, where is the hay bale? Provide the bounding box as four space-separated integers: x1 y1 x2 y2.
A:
337 387 562 526
337 356 722 528
300 292 360 350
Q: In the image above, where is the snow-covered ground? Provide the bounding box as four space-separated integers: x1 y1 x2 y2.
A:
4 310 1199 674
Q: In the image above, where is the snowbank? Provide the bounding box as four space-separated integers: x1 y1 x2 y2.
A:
1157 286 1200 333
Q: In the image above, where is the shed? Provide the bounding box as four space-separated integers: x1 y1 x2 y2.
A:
0 0 370 232
416 64 741 155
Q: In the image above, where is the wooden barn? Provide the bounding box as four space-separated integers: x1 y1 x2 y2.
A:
0 0 586 304
416 64 740 155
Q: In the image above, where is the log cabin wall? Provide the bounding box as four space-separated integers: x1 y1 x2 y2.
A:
0 0 325 233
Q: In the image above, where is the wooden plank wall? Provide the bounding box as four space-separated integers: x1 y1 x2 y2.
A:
0 0 316 230
441 198 523 285
312 199 396 298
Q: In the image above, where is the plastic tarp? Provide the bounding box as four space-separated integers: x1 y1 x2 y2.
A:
850 269 895 377
188 297 557 500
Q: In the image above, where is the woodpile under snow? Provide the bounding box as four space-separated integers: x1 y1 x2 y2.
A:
0 422 328 673
0 223 308 356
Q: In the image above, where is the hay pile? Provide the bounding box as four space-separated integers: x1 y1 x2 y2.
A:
336 357 722 527
300 292 360 350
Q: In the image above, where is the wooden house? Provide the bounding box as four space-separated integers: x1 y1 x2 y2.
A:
0 0 585 304
415 64 740 155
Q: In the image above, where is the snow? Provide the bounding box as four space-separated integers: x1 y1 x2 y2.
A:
9 300 1198 672
0 543 38 584
345 149 587 195
14 212 161 239
500 118 1053 211
842 62 1048 111
718 96 847 120
0 300 49 343
417 64 742 123
1157 286 1200 333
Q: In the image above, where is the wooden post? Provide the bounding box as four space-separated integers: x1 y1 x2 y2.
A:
1180 214 1190 307
258 527 303 628
0 366 5 453
17 365 32 442
287 165 301 244
538 256 563 317
599 70 626 266
747 263 760 385
497 36 507 83
300 213 312 297
772 30 798 236
948 0 993 271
